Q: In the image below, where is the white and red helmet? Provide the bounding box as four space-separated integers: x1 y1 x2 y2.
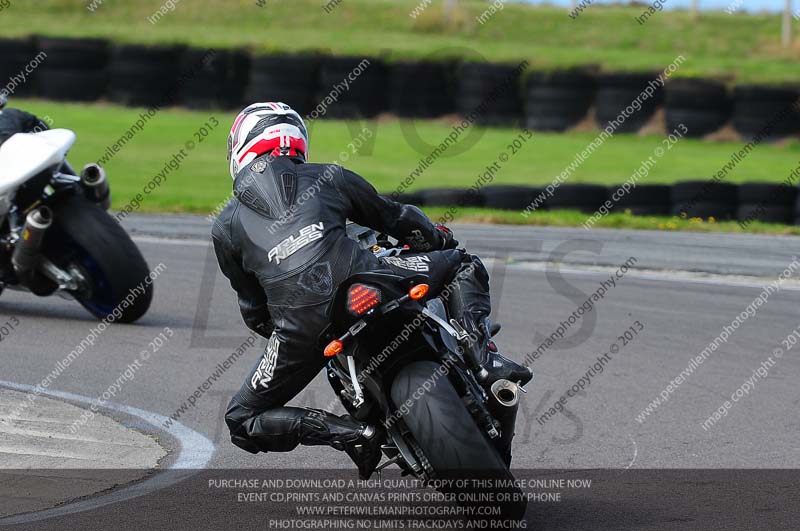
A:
227 102 308 179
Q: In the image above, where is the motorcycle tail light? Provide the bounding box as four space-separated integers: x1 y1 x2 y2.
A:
347 284 381 316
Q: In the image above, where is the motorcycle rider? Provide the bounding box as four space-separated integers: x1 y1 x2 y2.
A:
0 93 51 145
0 96 80 185
214 102 530 479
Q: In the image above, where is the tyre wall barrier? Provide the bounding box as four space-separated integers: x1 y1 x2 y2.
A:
482 185 543 210
732 85 800 138
594 72 662 133
525 69 594 132
456 62 524 127
733 183 797 225
0 37 41 97
316 55 388 118
246 53 321 116
181 48 250 110
545 184 609 213
4 35 800 141
108 44 185 107
393 182 800 226
418 187 485 208
670 181 738 220
795 193 800 226
611 184 672 216
389 60 456 118
665 79 731 138
37 37 109 102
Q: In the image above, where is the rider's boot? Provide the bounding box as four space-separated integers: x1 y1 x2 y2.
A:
463 316 533 386
228 406 384 479
342 425 385 480
444 251 532 384
298 409 384 480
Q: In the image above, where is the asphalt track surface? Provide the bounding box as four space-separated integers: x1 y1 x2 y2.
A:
1 215 799 530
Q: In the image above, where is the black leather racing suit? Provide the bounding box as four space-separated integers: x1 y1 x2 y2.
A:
0 108 50 144
213 154 492 455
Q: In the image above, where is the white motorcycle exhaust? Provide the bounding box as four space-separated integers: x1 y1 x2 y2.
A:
80 163 111 210
12 206 53 283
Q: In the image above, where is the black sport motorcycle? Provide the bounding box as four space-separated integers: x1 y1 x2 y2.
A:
0 127 152 323
319 225 533 519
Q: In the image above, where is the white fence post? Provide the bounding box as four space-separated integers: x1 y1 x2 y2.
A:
783 0 793 48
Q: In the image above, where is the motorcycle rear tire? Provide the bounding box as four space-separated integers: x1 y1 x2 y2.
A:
390 361 527 521
47 194 153 323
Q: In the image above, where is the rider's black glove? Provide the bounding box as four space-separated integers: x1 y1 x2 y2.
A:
436 225 458 250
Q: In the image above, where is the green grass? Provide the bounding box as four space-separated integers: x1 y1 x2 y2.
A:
16 99 800 218
425 208 800 235
4 0 800 83
10 98 799 235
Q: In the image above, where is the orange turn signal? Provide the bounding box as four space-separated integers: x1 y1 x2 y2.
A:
324 339 344 357
409 283 429 300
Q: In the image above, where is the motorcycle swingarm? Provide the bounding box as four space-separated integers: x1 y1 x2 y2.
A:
436 350 500 440
385 422 428 478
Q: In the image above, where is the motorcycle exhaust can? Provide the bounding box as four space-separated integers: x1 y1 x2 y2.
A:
12 206 53 280
487 379 520 462
80 163 111 210
491 378 520 409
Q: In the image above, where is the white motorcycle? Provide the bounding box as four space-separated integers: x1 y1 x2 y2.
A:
0 127 152 323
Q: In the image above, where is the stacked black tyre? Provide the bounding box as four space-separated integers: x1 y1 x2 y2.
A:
418 188 484 208
525 70 594 132
482 185 541 210
246 54 321 116
664 79 731 137
391 191 425 206
736 183 797 226
732 85 800 139
796 191 800 225
0 38 40 96
315 56 387 118
108 45 184 107
612 185 672 216
546 184 608 213
180 48 250 109
457 63 523 127
595 72 662 133
37 38 109 102
670 181 738 220
388 61 455 118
